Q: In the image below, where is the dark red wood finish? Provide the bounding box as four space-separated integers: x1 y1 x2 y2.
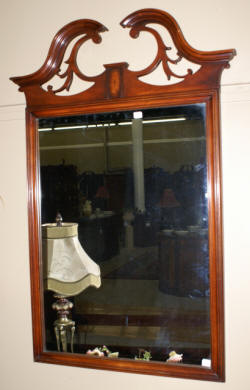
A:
10 8 235 381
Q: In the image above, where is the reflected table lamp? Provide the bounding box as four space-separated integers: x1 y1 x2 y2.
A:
42 214 101 353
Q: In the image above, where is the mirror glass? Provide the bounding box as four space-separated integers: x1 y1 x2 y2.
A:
39 103 210 366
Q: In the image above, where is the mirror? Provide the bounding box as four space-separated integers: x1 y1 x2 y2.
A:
39 104 210 364
10 8 235 381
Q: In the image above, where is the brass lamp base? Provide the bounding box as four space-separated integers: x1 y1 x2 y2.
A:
52 294 75 353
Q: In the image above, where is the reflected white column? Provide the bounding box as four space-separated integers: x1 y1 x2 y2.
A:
132 113 145 212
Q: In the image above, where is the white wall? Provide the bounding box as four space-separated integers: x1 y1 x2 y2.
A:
1 0 250 389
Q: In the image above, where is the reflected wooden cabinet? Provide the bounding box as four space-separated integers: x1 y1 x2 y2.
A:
158 233 209 296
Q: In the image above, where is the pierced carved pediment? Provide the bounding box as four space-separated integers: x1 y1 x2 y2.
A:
11 9 236 108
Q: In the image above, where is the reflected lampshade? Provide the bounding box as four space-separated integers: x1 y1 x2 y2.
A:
159 189 180 208
42 222 101 296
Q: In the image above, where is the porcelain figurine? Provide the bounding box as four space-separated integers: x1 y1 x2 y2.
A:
166 350 183 363
86 347 104 357
101 345 119 358
135 349 152 361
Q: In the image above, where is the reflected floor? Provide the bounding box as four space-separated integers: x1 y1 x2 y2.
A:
71 246 210 362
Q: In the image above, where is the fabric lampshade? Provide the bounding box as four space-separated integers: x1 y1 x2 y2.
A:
42 222 101 297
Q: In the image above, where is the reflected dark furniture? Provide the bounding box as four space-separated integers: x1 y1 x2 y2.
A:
77 214 121 262
41 164 78 223
134 213 160 247
158 232 209 296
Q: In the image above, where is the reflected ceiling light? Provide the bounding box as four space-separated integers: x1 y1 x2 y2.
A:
55 125 87 130
38 127 53 132
84 123 116 128
117 121 132 126
38 118 186 132
143 117 186 124
38 125 88 132
118 117 186 126
38 123 117 132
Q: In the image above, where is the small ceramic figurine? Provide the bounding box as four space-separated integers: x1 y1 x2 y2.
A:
101 345 119 358
86 347 104 357
135 349 152 361
86 345 119 358
166 350 183 363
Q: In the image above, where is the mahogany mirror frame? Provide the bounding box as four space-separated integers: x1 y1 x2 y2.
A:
11 8 236 381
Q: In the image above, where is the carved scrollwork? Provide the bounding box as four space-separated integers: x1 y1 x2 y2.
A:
10 9 236 108
121 9 235 67
47 26 106 95
11 19 108 92
121 8 236 80
121 22 193 82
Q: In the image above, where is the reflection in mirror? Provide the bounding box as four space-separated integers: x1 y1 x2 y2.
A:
39 103 210 366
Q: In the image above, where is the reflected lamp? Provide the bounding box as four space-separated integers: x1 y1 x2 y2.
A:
42 214 101 352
